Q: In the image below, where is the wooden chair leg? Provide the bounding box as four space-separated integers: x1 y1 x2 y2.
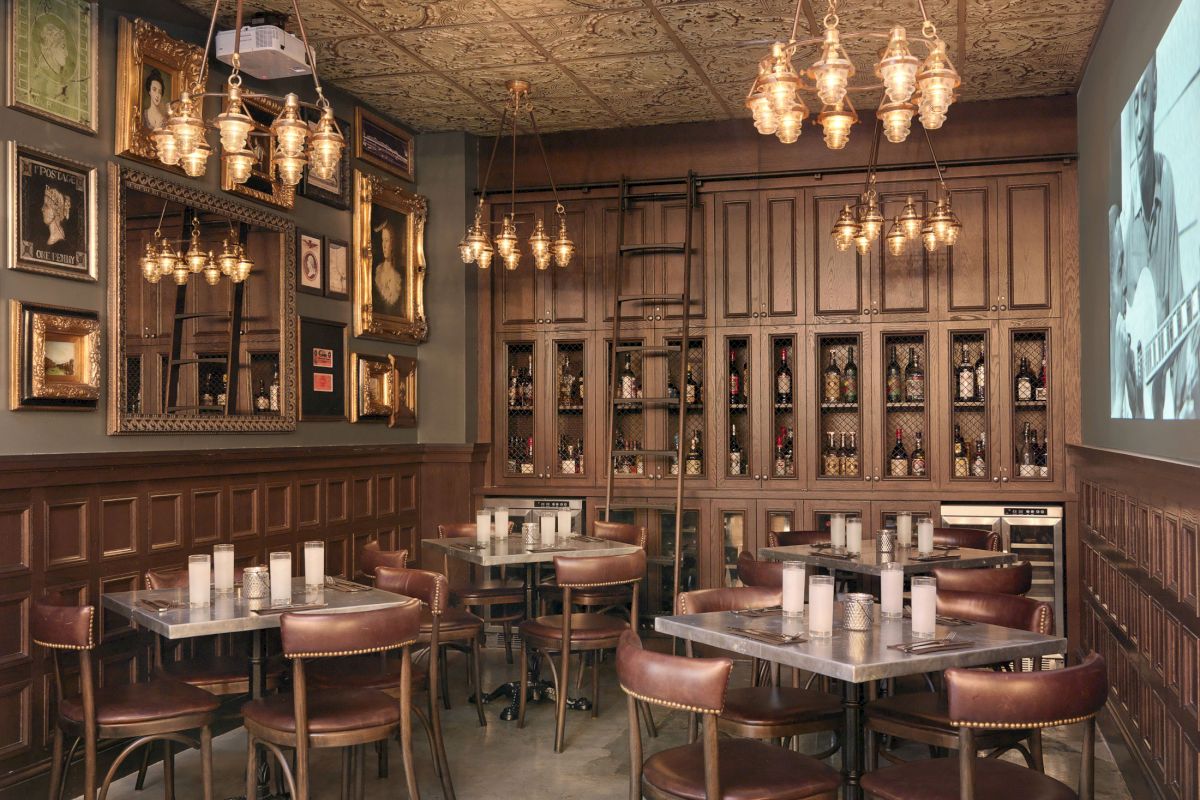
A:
376 738 388 779
200 726 213 800
471 633 487 727
245 737 257 800
400 649 420 800
84 729 98 800
340 747 351 800
591 651 600 719
134 744 151 791
439 646 451 710
162 740 175 800
502 620 514 664
47 728 65 800
1031 729 1045 772
554 645 570 753
865 728 878 771
355 745 366 800
517 640 530 729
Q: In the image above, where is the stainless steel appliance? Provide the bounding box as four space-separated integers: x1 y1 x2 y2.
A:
481 497 584 535
938 503 1064 637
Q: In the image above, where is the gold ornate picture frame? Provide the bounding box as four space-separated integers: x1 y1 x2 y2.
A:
353 170 427 344
114 17 204 169
6 0 99 134
221 94 296 210
355 107 414 182
388 354 417 429
10 299 101 410
350 352 394 423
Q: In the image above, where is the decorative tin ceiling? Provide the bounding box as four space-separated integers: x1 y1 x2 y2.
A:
175 0 1107 133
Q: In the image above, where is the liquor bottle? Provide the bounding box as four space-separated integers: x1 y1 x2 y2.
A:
975 344 986 401
216 373 228 408
669 433 680 476
523 436 535 474
776 347 793 406
729 348 742 405
842 346 858 403
911 431 926 476
784 426 794 471
620 354 637 400
269 367 280 412
506 436 518 473
844 431 860 476
729 424 743 475
972 435 987 478
508 364 519 407
561 440 575 474
1015 357 1035 401
633 438 644 475
956 344 976 402
559 355 573 405
1019 422 1035 477
1038 430 1049 477
575 439 584 474
823 431 840 476
1036 344 1048 402
685 365 700 406
886 346 903 404
905 347 924 402
255 379 270 411
523 366 535 406
952 424 969 478
575 367 585 403
823 350 842 403
889 428 909 476
667 377 679 399
774 433 787 476
685 431 703 475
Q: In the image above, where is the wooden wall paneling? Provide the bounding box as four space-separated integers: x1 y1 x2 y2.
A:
808 186 868 321
0 592 30 670
43 489 91 572
659 195 706 326
546 202 590 328
98 573 139 641
0 504 31 577
377 472 397 517
148 491 185 553
0 679 31 762
492 202 539 328
760 189 803 323
264 482 293 536
352 475 374 520
99 493 138 561
327 477 348 524
229 483 260 540
997 173 1060 317
602 200 652 326
296 479 322 530
940 176 997 318
190 488 222 545
712 191 757 326
872 181 934 319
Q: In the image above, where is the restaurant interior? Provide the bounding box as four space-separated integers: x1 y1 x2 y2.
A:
0 0 1196 798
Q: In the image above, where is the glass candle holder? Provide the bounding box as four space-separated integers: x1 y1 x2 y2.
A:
242 566 269 600
910 576 937 638
557 509 573 537
846 517 863 555
830 513 847 549
303 541 325 588
880 562 904 619
916 516 935 555
494 507 510 539
540 512 556 545
842 592 874 631
896 512 913 548
476 511 491 542
269 551 292 605
808 575 835 638
213 544 235 594
782 562 806 618
188 554 211 607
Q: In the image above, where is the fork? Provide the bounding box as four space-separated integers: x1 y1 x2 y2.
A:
901 632 958 652
727 626 806 643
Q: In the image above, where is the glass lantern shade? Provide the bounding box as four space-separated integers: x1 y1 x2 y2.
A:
809 27 855 107
876 26 919 104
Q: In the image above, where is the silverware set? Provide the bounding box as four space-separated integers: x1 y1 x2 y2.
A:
325 576 370 592
570 535 604 543
911 553 961 562
137 598 181 613
726 626 807 645
251 602 328 615
451 542 487 551
889 633 975 654
730 607 782 618
901 608 975 626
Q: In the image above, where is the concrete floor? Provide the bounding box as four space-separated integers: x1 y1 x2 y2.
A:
93 645 1133 800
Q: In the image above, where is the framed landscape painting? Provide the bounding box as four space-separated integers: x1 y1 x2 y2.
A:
10 299 101 410
355 107 414 182
5 0 98 133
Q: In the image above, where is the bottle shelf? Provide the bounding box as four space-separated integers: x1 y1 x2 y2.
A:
820 402 859 411
728 402 750 412
953 400 985 409
556 405 584 414
774 403 794 411
885 401 925 411
1014 399 1047 409
507 406 535 414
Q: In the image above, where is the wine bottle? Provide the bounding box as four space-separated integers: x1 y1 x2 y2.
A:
953 424 969 478
844 432 859 476
1036 343 1048 402
774 433 787 477
506 436 518 473
576 438 584 474
561 440 574 475
576 368 585 403
729 424 743 475
729 348 742 405
255 379 270 411
508 364 519 407
972 435 987 478
911 431 926 476
974 344 986 400
823 431 840 476
523 436 535 474
685 365 700 406
217 373 228 408
559 355 573 405
905 346 924 402
1038 430 1049 477
886 345 903 404
784 427 794 470
842 346 858 403
686 431 703 475
269 367 280 412
823 350 842 404
669 433 680 476
620 354 637 400
1015 357 1035 401
776 347 793 406
1019 422 1036 477
957 344 976 402
889 428 909 476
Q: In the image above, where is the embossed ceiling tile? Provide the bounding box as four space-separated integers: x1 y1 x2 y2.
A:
455 65 583 103
341 0 502 32
958 53 1084 101
516 11 677 60
390 23 547 69
392 104 499 133
562 52 698 95
657 1 793 50
605 76 725 121
710 81 756 113
963 0 1108 25
964 15 1096 62
339 72 478 108
522 93 621 128
501 0 646 17
314 36 425 79
692 45 769 85
175 0 372 38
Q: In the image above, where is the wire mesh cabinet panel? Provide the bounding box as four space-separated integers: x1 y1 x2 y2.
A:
549 338 590 483
811 326 874 489
497 336 543 481
663 333 708 485
877 326 933 484
1000 322 1060 486
717 332 756 487
943 322 999 485
761 329 805 489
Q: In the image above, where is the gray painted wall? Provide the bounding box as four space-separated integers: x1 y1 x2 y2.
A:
0 0 475 453
1077 0 1200 463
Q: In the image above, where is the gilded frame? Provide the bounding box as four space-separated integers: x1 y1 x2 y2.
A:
350 352 394 423
353 170 427 344
5 0 99 134
107 163 298 434
10 300 101 410
354 106 414 182
221 94 296 210
114 17 204 169
7 141 98 282
388 354 417 429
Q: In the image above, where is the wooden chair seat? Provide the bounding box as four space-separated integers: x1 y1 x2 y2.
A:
643 738 840 800
860 757 1076 800
421 606 484 639
450 575 524 602
521 612 628 645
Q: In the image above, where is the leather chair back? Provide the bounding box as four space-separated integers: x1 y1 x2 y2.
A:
32 594 95 651
767 530 828 548
616 630 731 714
553 550 646 588
933 526 999 551
735 551 783 589
932 561 1033 595
359 540 409 579
438 520 515 539
145 567 189 590
678 585 781 615
375 566 448 615
937 589 1054 634
947 653 1107 728
280 599 421 658
593 520 647 548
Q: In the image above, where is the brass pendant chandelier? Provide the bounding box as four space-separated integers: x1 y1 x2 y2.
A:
460 80 574 271
746 0 960 149
151 0 345 186
141 210 253 286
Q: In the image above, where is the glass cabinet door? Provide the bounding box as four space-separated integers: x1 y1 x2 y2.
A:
718 507 747 587
664 335 707 482
1004 326 1054 483
720 333 755 484
646 508 702 620
501 339 539 478
764 332 800 485
551 340 588 480
946 325 996 484
813 330 870 486
608 338 652 483
879 329 931 483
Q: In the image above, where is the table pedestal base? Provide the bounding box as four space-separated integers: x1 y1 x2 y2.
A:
476 650 593 721
841 681 868 800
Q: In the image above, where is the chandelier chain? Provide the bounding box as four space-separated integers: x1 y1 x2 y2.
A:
478 105 511 207
526 104 564 215
922 124 948 192
194 0 223 94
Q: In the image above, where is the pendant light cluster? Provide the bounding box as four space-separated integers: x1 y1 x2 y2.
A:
141 215 253 286
460 80 574 272
150 0 345 187
745 0 960 150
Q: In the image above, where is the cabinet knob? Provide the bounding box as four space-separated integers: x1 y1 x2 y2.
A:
872 308 879 315
647 314 653 321
873 475 880 482
754 474 761 481
863 307 871 315
1000 305 1007 311
752 312 759 318
990 305 997 311
656 314 663 320
1001 475 1009 483
993 476 1000 482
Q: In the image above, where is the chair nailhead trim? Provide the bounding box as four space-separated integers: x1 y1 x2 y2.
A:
560 578 642 589
286 637 417 659
953 712 1096 730
620 684 722 716
33 607 95 650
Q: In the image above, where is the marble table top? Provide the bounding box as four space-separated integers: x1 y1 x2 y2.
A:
423 535 641 566
759 544 1016 575
102 577 412 640
655 605 1065 683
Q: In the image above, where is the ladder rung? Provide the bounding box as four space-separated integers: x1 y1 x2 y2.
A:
625 191 689 203
616 294 685 304
611 449 677 457
614 345 680 355
175 312 232 320
170 357 228 365
613 397 679 406
605 499 680 511
165 405 221 412
619 243 686 255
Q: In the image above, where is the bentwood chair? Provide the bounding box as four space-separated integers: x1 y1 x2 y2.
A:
766 530 829 548
33 593 219 800
865 590 1055 771
437 522 525 664
736 550 783 588
861 653 1108 800
539 521 647 615
241 600 423 800
519 549 646 752
932 526 1000 552
616 630 842 800
931 561 1034 595
357 541 409 583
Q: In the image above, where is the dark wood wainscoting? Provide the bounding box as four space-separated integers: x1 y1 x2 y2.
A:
0 443 483 790
1071 444 1199 800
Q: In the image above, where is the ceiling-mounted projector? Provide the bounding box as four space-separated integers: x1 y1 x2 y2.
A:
215 24 311 80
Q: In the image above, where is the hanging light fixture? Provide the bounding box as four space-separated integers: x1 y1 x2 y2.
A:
141 205 253 287
152 0 345 188
885 218 907 256
460 79 574 272
746 0 960 150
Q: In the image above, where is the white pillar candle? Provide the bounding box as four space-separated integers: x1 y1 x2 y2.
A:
910 576 937 638
808 576 835 638
303 541 325 588
896 512 913 548
476 511 492 542
269 551 292 605
880 562 904 619
540 513 556 545
846 517 863 555
557 509 573 537
213 544 235 594
830 513 847 549
782 562 806 618
917 517 934 554
187 554 211 607
494 507 510 539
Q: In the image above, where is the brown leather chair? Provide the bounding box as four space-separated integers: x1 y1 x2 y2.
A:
33 593 219 800
241 600 423 800
519 549 645 752
616 630 841 800
865 590 1056 772
767 529 829 548
357 540 409 582
932 526 1000 551
438 522 525 664
736 550 784 588
861 653 1108 800
931 561 1033 595
539 521 647 613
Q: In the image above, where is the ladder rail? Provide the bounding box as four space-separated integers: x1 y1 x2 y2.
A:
670 171 695 613
603 176 628 522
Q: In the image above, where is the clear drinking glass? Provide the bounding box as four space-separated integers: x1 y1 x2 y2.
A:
303 541 325 588
846 517 863 555
910 576 937 638
188 554 211 607
830 513 847 549
880 562 904 619
269 551 292 605
916 516 935 555
213 544 235 594
896 512 913 548
782 562 806 618
808 575 835 638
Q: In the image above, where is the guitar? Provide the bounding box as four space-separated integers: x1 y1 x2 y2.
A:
1128 276 1200 414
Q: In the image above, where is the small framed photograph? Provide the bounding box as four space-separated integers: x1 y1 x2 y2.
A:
355 107 415 182
6 0 98 134
7 142 97 281
296 317 347 421
302 113 351 209
297 230 324 295
325 238 350 300
10 299 101 410
350 352 394 423
388 354 417 429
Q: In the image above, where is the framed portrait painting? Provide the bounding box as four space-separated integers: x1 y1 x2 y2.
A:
114 17 204 168
7 142 97 281
355 107 414 182
301 113 351 209
297 317 347 421
5 0 98 134
353 170 427 344
350 352 394 423
10 300 101 410
325 238 350 300
297 231 324 295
